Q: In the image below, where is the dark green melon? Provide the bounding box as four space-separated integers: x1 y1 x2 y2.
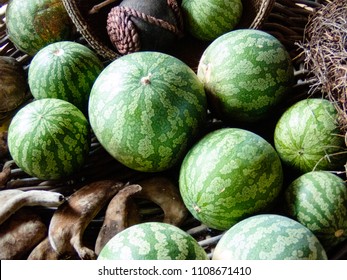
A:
28 41 104 114
7 98 90 180
197 29 294 123
97 222 208 260
179 128 283 230
274 98 347 174
212 214 328 260
181 0 243 41
284 171 347 250
6 0 73 56
88 51 207 172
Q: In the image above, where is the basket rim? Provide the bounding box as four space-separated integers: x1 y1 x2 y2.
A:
62 0 276 59
249 0 276 29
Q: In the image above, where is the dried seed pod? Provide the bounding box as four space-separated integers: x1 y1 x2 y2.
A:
48 180 124 259
0 161 11 188
0 189 65 225
95 184 141 255
0 131 9 160
0 56 27 120
0 209 47 259
135 176 188 225
27 237 68 260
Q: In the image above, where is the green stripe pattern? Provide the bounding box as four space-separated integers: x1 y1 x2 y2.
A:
198 29 294 123
181 0 243 41
6 0 73 56
284 171 347 250
8 99 90 180
98 222 208 260
28 41 104 114
89 51 207 172
274 98 347 173
179 128 283 230
212 214 328 260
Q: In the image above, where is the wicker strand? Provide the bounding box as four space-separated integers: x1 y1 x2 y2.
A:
107 0 184 54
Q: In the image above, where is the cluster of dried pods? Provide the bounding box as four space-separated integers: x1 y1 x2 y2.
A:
0 172 188 260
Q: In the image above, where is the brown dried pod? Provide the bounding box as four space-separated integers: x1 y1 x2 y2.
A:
135 176 188 225
0 56 27 120
0 209 47 259
0 160 11 187
48 180 124 260
27 237 67 260
0 189 64 225
95 184 141 255
0 189 64 224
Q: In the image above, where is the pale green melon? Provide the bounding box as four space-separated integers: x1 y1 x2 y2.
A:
274 98 347 174
179 128 283 230
98 222 208 260
197 29 294 123
284 171 347 250
181 0 243 41
89 51 207 172
7 98 90 180
212 214 328 260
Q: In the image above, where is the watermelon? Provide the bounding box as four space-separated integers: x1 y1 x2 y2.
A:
212 214 328 260
88 51 207 172
274 98 347 174
6 0 74 56
7 98 90 180
179 128 283 231
181 0 243 41
97 222 208 260
197 29 294 124
28 41 104 114
284 171 347 250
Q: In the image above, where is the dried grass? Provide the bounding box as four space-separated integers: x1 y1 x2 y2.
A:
301 0 347 132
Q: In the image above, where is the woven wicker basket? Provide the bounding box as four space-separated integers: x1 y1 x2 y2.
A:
1 0 347 260
61 0 276 59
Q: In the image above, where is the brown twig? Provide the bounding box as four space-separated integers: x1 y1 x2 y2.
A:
89 0 118 15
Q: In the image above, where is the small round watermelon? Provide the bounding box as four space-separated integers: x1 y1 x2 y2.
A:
28 41 104 114
97 222 208 260
274 98 347 174
212 214 328 260
8 98 90 180
6 0 73 56
179 128 283 231
197 29 294 123
181 0 243 41
284 171 347 250
88 51 207 172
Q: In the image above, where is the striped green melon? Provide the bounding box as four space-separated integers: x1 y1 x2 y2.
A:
88 51 207 172
284 171 347 250
181 0 243 41
197 29 294 123
179 128 283 231
7 99 90 180
212 214 328 260
97 222 208 260
274 98 347 174
6 0 73 56
28 41 104 114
